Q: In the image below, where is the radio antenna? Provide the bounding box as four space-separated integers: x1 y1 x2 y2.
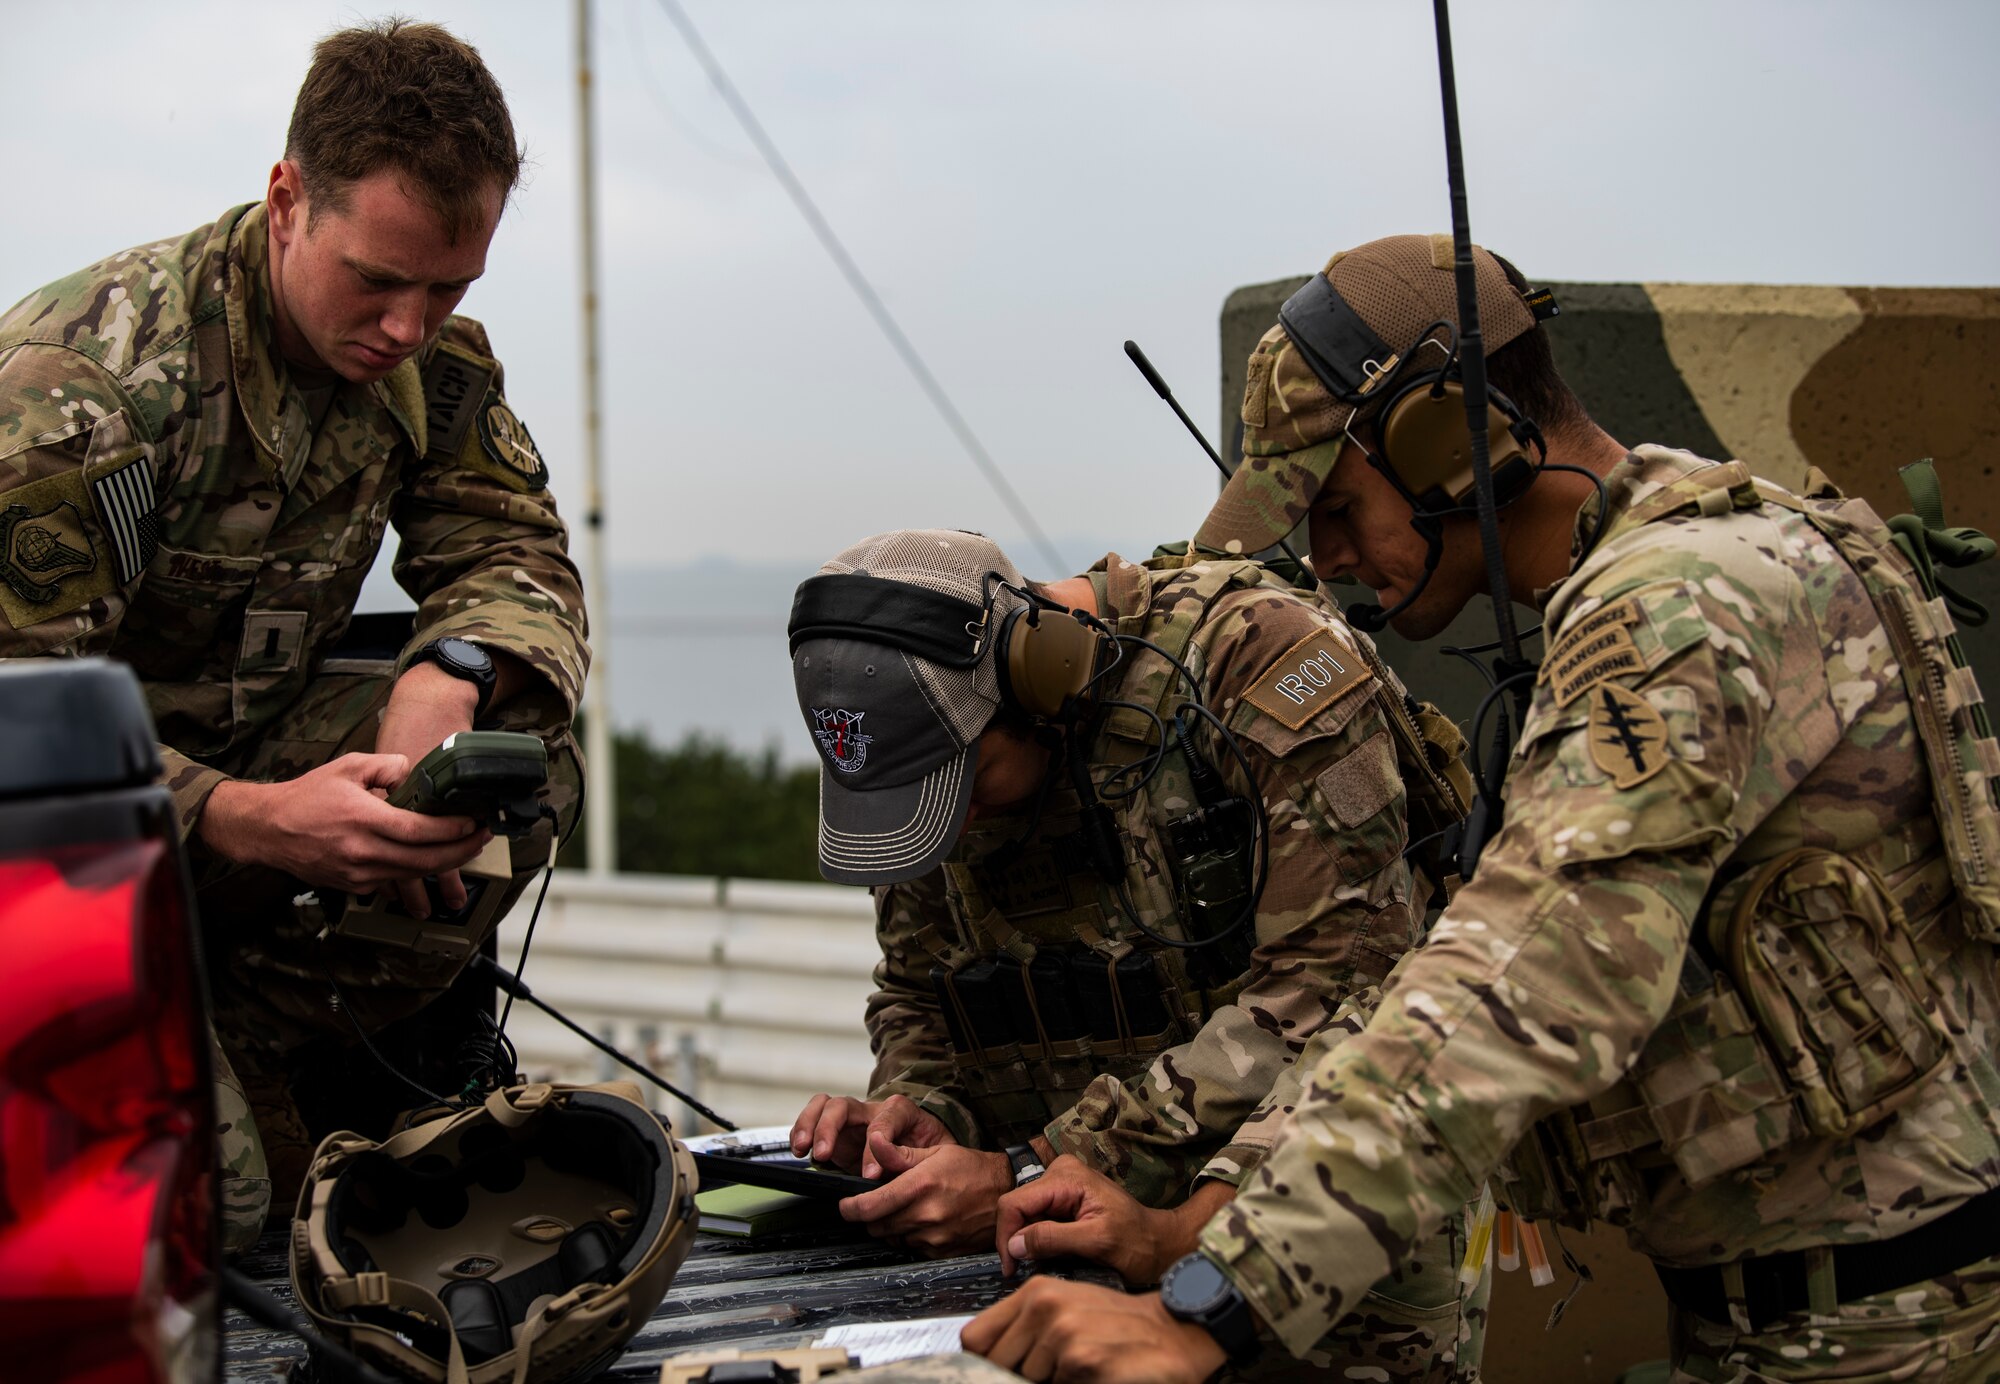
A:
1433 0 1535 877
1122 339 1316 581
1433 0 1524 678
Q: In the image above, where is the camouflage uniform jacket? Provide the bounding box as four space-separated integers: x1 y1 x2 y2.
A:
1200 448 2000 1357
0 204 587 839
864 551 1429 1207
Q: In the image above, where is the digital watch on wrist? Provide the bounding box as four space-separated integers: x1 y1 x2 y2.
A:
414 637 496 717
1003 1144 1046 1187
1160 1251 1261 1367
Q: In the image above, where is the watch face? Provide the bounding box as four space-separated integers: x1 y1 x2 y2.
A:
1163 1253 1232 1317
435 637 486 670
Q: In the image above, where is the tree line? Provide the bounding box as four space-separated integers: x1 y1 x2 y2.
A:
563 722 822 881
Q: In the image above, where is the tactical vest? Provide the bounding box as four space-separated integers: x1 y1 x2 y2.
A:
1498 461 2000 1230
926 552 1472 1146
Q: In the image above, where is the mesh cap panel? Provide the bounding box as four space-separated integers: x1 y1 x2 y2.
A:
796 528 1037 884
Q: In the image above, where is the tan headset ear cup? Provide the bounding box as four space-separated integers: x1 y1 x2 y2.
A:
1003 610 1100 720
1379 379 1528 503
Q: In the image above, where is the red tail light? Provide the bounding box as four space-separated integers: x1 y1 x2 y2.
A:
0 799 217 1380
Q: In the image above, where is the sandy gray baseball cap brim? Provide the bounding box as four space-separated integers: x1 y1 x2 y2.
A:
816 734 981 886
795 631 993 886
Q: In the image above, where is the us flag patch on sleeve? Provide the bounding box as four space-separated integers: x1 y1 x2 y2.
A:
89 455 159 583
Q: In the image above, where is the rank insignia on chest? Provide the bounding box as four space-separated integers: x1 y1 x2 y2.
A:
1587 681 1671 788
0 499 97 605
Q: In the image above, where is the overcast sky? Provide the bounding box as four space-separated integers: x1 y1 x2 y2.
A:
3 0 1995 590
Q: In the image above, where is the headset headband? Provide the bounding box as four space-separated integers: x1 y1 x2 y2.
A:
1278 273 1396 403
788 572 987 667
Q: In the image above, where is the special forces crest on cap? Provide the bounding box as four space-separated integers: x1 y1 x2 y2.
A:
0 499 97 605
812 707 872 773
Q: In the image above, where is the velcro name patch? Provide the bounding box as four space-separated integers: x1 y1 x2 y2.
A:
1244 629 1372 730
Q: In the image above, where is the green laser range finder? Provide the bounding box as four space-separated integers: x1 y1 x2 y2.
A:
388 730 549 838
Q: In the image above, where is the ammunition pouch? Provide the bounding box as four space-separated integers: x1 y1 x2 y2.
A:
930 944 1198 1144
1502 792 1960 1227
1714 845 1950 1141
1499 459 1998 1229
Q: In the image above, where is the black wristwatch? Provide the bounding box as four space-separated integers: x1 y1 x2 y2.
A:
1003 1144 1046 1187
414 637 496 717
1160 1251 1261 1367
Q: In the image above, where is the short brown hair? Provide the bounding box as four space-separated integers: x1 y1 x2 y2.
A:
286 17 524 241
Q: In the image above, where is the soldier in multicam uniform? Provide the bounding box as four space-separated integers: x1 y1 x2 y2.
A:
785 528 1483 1381
964 236 2000 1383
0 22 586 1254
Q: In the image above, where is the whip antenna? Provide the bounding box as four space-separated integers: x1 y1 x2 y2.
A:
1433 0 1525 677
1123 339 1318 582
1433 0 1535 877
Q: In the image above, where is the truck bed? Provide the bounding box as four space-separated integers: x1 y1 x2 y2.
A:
224 1225 1113 1379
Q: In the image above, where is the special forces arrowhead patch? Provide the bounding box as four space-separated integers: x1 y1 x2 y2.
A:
1587 681 1671 788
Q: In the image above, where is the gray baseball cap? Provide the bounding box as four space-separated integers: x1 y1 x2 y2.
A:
788 529 1029 886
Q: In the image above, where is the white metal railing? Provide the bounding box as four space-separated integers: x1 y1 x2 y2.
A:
494 870 883 1132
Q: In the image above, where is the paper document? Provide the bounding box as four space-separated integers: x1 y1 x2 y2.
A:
812 1316 975 1367
681 1125 796 1158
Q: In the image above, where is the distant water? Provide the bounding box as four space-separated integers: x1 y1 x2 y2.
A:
598 560 819 762
361 556 817 760
357 536 1205 762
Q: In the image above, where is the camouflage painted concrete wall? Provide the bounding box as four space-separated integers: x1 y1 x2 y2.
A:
1220 276 2000 732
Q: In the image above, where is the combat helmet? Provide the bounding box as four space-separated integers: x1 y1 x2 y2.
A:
292 1081 698 1384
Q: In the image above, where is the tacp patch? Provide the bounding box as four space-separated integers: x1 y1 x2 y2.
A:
1243 628 1372 730
475 398 549 491
1588 681 1671 788
421 343 497 462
